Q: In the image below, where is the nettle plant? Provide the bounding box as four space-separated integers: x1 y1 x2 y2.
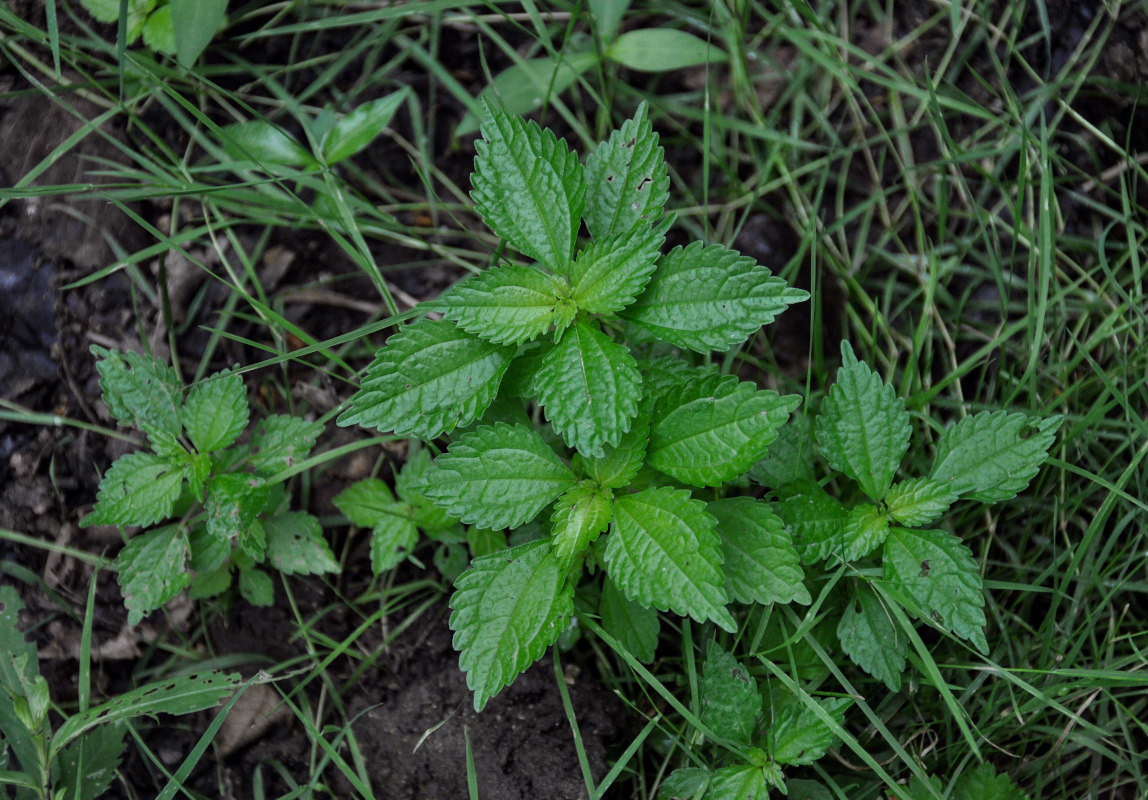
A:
81 347 334 625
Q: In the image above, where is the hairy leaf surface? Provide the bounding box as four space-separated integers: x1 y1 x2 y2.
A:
837 585 907 691
619 242 808 352
708 497 810 606
605 487 735 631
536 321 642 456
471 101 585 270
583 101 668 239
814 341 910 501
338 319 513 439
432 264 573 345
450 540 574 710
883 527 988 652
422 423 576 530
929 411 1061 503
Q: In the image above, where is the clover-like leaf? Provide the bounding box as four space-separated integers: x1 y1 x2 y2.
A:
649 372 800 487
929 411 1062 503
82 452 188 528
837 584 908 691
422 423 577 530
883 527 988 653
701 641 761 746
183 369 249 453
570 224 664 315
708 497 810 606
431 263 575 345
338 318 514 440
815 341 911 501
536 321 642 457
619 242 808 352
471 100 585 271
605 487 735 631
583 101 669 239
450 539 574 710
116 524 190 626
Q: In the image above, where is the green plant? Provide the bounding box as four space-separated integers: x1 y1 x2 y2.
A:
78 0 227 65
337 96 1062 747
80 346 334 625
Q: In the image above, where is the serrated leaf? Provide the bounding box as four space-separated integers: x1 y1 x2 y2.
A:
550 480 613 571
204 473 268 542
953 763 1031 800
571 224 664 314
599 576 659 663
768 695 850 766
536 321 642 456
709 763 778 800
370 516 419 574
338 319 513 440
331 478 418 570
183 370 249 453
91 345 183 444
841 504 889 561
814 341 911 501
607 28 729 72
659 767 710 799
773 485 849 563
471 100 586 271
220 120 318 169
449 540 574 710
649 373 801 487
321 87 410 165
141 4 175 54
264 512 340 575
885 477 958 527
395 448 462 533
248 415 323 475
883 527 988 653
747 419 816 489
117 524 190 626
708 497 810 606
583 101 669 239
431 263 574 345
56 722 126 800
333 478 396 526
605 487 735 631
422 423 576 530
836 585 907 691
701 641 761 745
239 569 274 607
584 408 649 489
82 452 188 528
929 411 1061 503
0 585 45 788
619 242 808 353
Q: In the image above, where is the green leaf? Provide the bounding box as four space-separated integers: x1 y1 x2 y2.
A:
457 52 597 135
238 568 274 607
183 370 248 453
584 407 649 489
836 584 907 691
768 694 850 766
468 527 507 559
333 478 396 526
264 512 340 576
709 763 778 800
248 415 323 476
169 0 226 66
471 100 586 271
219 120 317 169
431 263 574 345
338 318 514 440
422 423 576 530
648 372 800 487
841 504 889 561
321 87 410 165
606 29 729 72
885 477 958 527
56 723 126 800
395 447 462 533
620 242 808 353
79 0 152 40
953 763 1031 800
773 485 849 563
701 641 761 745
589 0 628 43
82 452 188 528
583 102 669 239
91 345 183 445
929 411 1062 503
0 585 45 788
883 527 988 652
116 524 190 626
189 565 231 599
658 768 709 799
814 341 911 501
599 576 659 663
204 473 268 542
747 419 816 489
571 224 665 314
141 4 175 54
708 497 810 606
370 516 419 574
449 540 574 710
605 487 735 631
550 480 613 571
536 321 643 457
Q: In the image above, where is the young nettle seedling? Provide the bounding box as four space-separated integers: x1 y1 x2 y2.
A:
81 347 334 624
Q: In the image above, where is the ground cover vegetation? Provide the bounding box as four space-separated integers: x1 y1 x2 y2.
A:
0 1 1146 798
